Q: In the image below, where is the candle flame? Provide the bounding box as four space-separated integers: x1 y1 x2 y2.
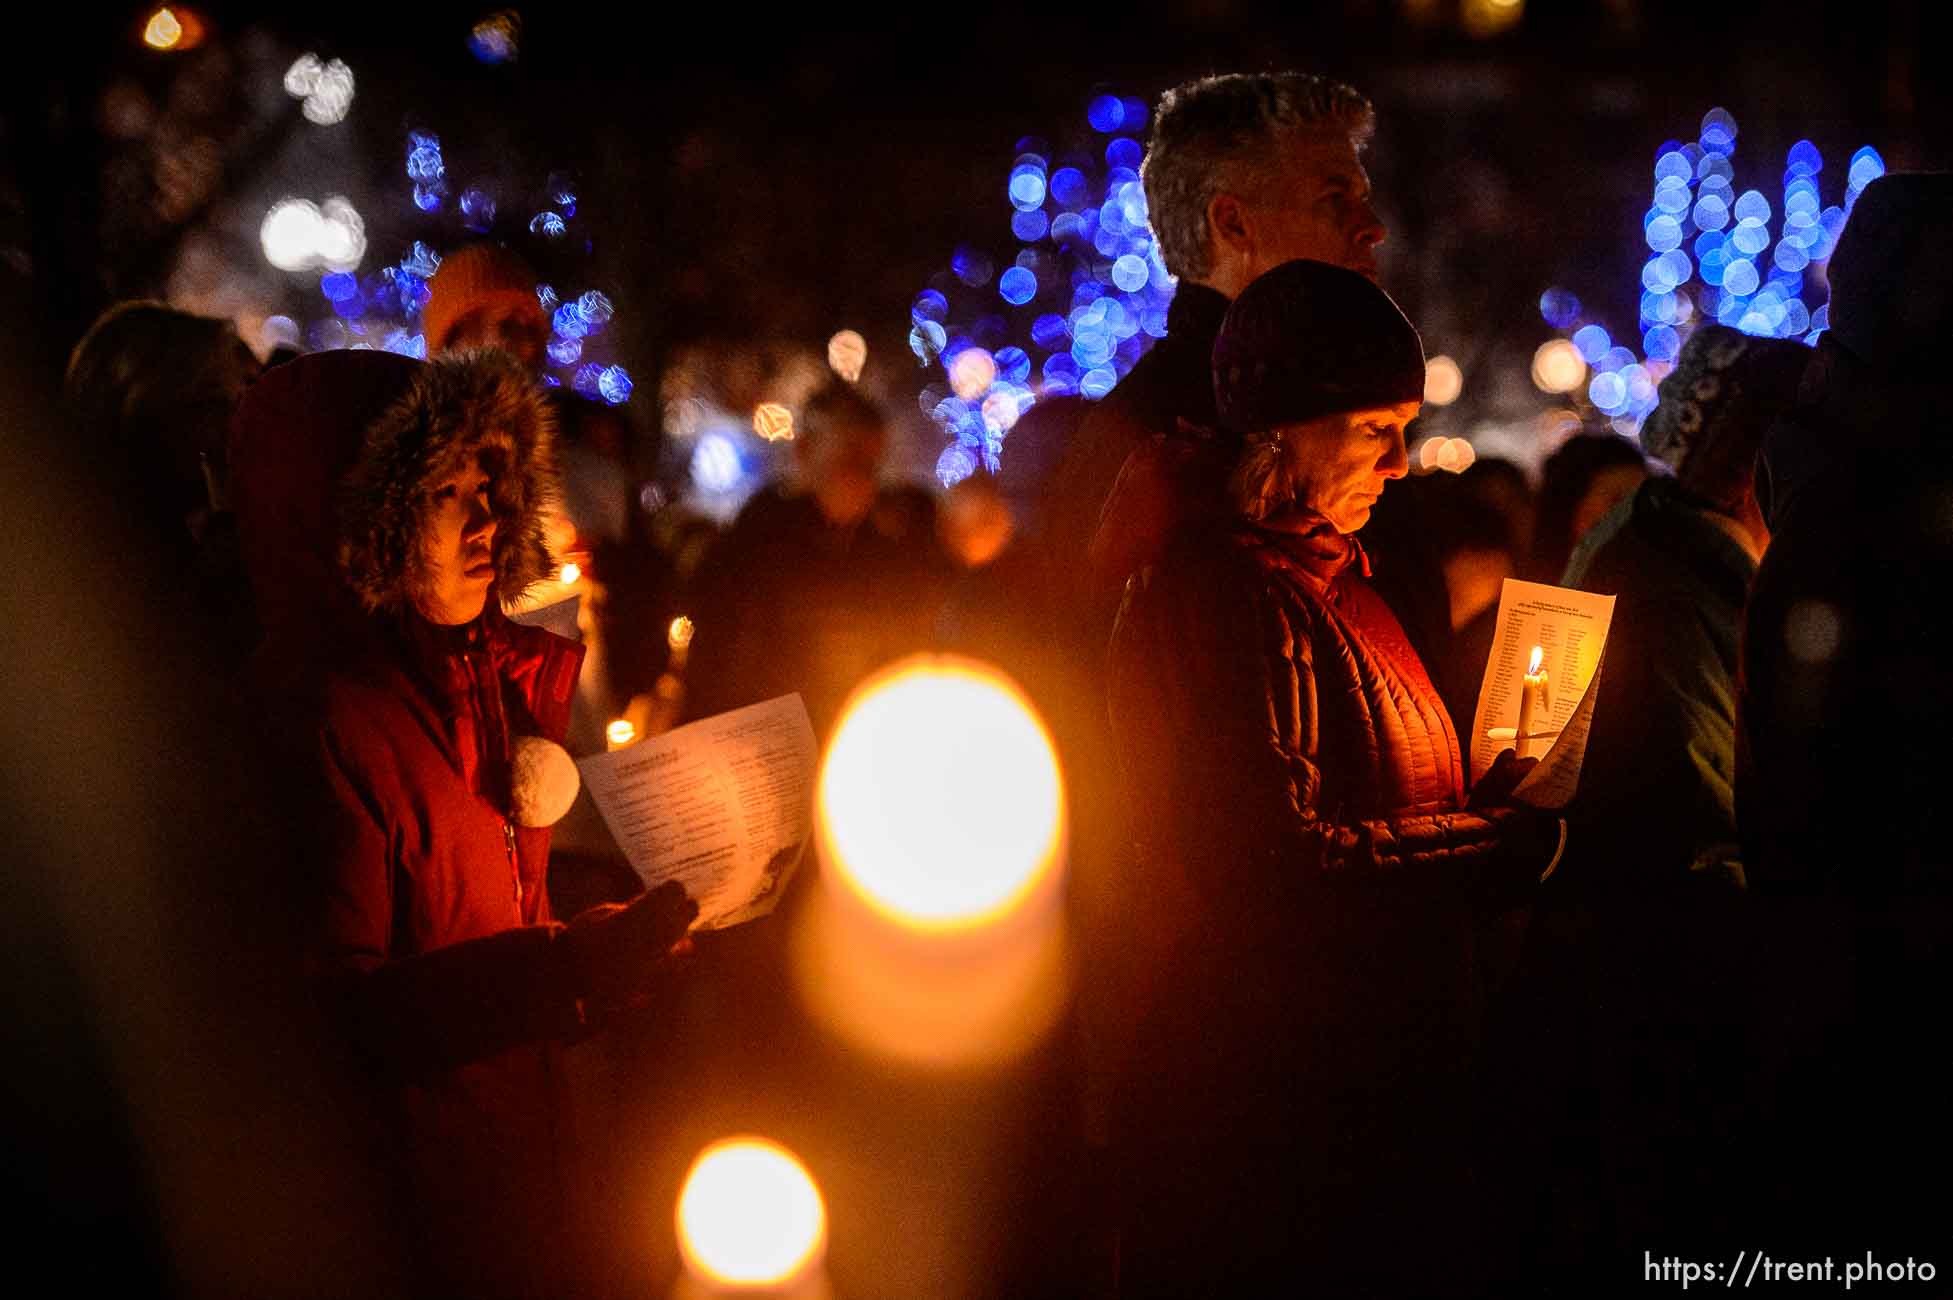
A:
668 614 695 652
143 8 183 48
677 1137 826 1287
558 561 580 585
605 718 636 747
1528 645 1544 675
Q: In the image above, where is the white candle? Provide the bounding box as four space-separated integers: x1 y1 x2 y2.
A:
1515 645 1549 760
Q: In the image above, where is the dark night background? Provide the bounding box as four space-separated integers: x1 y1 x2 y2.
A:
2 3 1947 1294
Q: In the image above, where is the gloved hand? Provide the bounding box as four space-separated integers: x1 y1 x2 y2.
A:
1468 747 1540 810
561 881 698 1018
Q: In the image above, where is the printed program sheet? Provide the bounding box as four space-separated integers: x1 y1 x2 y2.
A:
577 694 819 928
1469 579 1616 809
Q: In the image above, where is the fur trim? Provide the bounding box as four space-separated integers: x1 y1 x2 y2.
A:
336 350 560 613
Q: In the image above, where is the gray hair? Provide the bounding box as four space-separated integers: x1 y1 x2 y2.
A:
1141 73 1375 281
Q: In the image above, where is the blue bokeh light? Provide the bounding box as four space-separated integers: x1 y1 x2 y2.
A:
1009 165 1047 212
995 346 1031 384
530 211 565 238
547 336 581 366
1786 140 1823 178
1723 257 1760 296
1106 137 1143 171
936 443 978 488
1111 254 1149 292
1644 324 1681 362
1597 345 1638 374
909 321 947 362
401 242 441 280
691 433 743 495
459 187 496 232
1655 151 1693 184
1011 209 1050 242
1031 313 1069 350
1733 190 1772 224
407 145 444 184
1699 107 1739 154
552 302 588 339
1049 167 1089 209
912 290 949 324
320 271 358 302
1692 193 1731 232
1646 214 1684 252
953 247 996 287
1540 288 1582 329
1730 218 1770 257
1590 371 1628 412
1087 95 1124 132
999 265 1038 305
1847 146 1886 192
598 365 633 405
578 291 613 328
1572 324 1612 363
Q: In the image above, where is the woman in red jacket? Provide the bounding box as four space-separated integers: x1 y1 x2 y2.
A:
230 349 694 1297
1105 260 1560 1296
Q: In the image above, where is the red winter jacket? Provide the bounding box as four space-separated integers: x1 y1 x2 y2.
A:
231 350 596 1295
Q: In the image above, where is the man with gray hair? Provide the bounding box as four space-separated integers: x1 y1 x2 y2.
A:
1043 71 1386 618
1047 71 1389 1294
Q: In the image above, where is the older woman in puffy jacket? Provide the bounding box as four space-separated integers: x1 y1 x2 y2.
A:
1105 260 1561 1296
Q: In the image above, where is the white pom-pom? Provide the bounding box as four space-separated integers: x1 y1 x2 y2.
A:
509 735 580 828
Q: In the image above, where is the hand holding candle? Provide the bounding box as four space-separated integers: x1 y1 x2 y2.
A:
1514 644 1551 759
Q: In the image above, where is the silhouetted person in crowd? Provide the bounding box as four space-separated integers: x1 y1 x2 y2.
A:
1034 79 1388 1243
229 350 697 1297
1405 460 1535 737
1526 431 1647 583
1737 172 1953 1250
1107 261 1560 1295
683 381 947 737
422 241 551 369
1481 324 1806 1282
1052 72 1388 624
64 300 262 649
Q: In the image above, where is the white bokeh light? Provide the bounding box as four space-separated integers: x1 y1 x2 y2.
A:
260 199 324 272
260 196 365 273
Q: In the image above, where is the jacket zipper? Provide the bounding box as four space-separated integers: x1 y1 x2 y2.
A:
505 821 523 915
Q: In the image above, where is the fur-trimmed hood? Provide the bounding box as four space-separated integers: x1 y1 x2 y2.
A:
230 348 560 644
336 350 558 613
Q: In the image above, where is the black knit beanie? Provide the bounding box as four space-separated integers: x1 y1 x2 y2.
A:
1826 172 1953 371
1212 259 1426 436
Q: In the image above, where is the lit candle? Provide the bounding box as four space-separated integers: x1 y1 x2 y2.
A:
675 1136 827 1298
1514 644 1550 760
793 654 1070 1069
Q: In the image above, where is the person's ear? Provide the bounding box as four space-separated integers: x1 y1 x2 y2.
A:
1207 191 1254 260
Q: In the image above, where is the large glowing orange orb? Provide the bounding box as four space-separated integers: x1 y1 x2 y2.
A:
817 656 1064 931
